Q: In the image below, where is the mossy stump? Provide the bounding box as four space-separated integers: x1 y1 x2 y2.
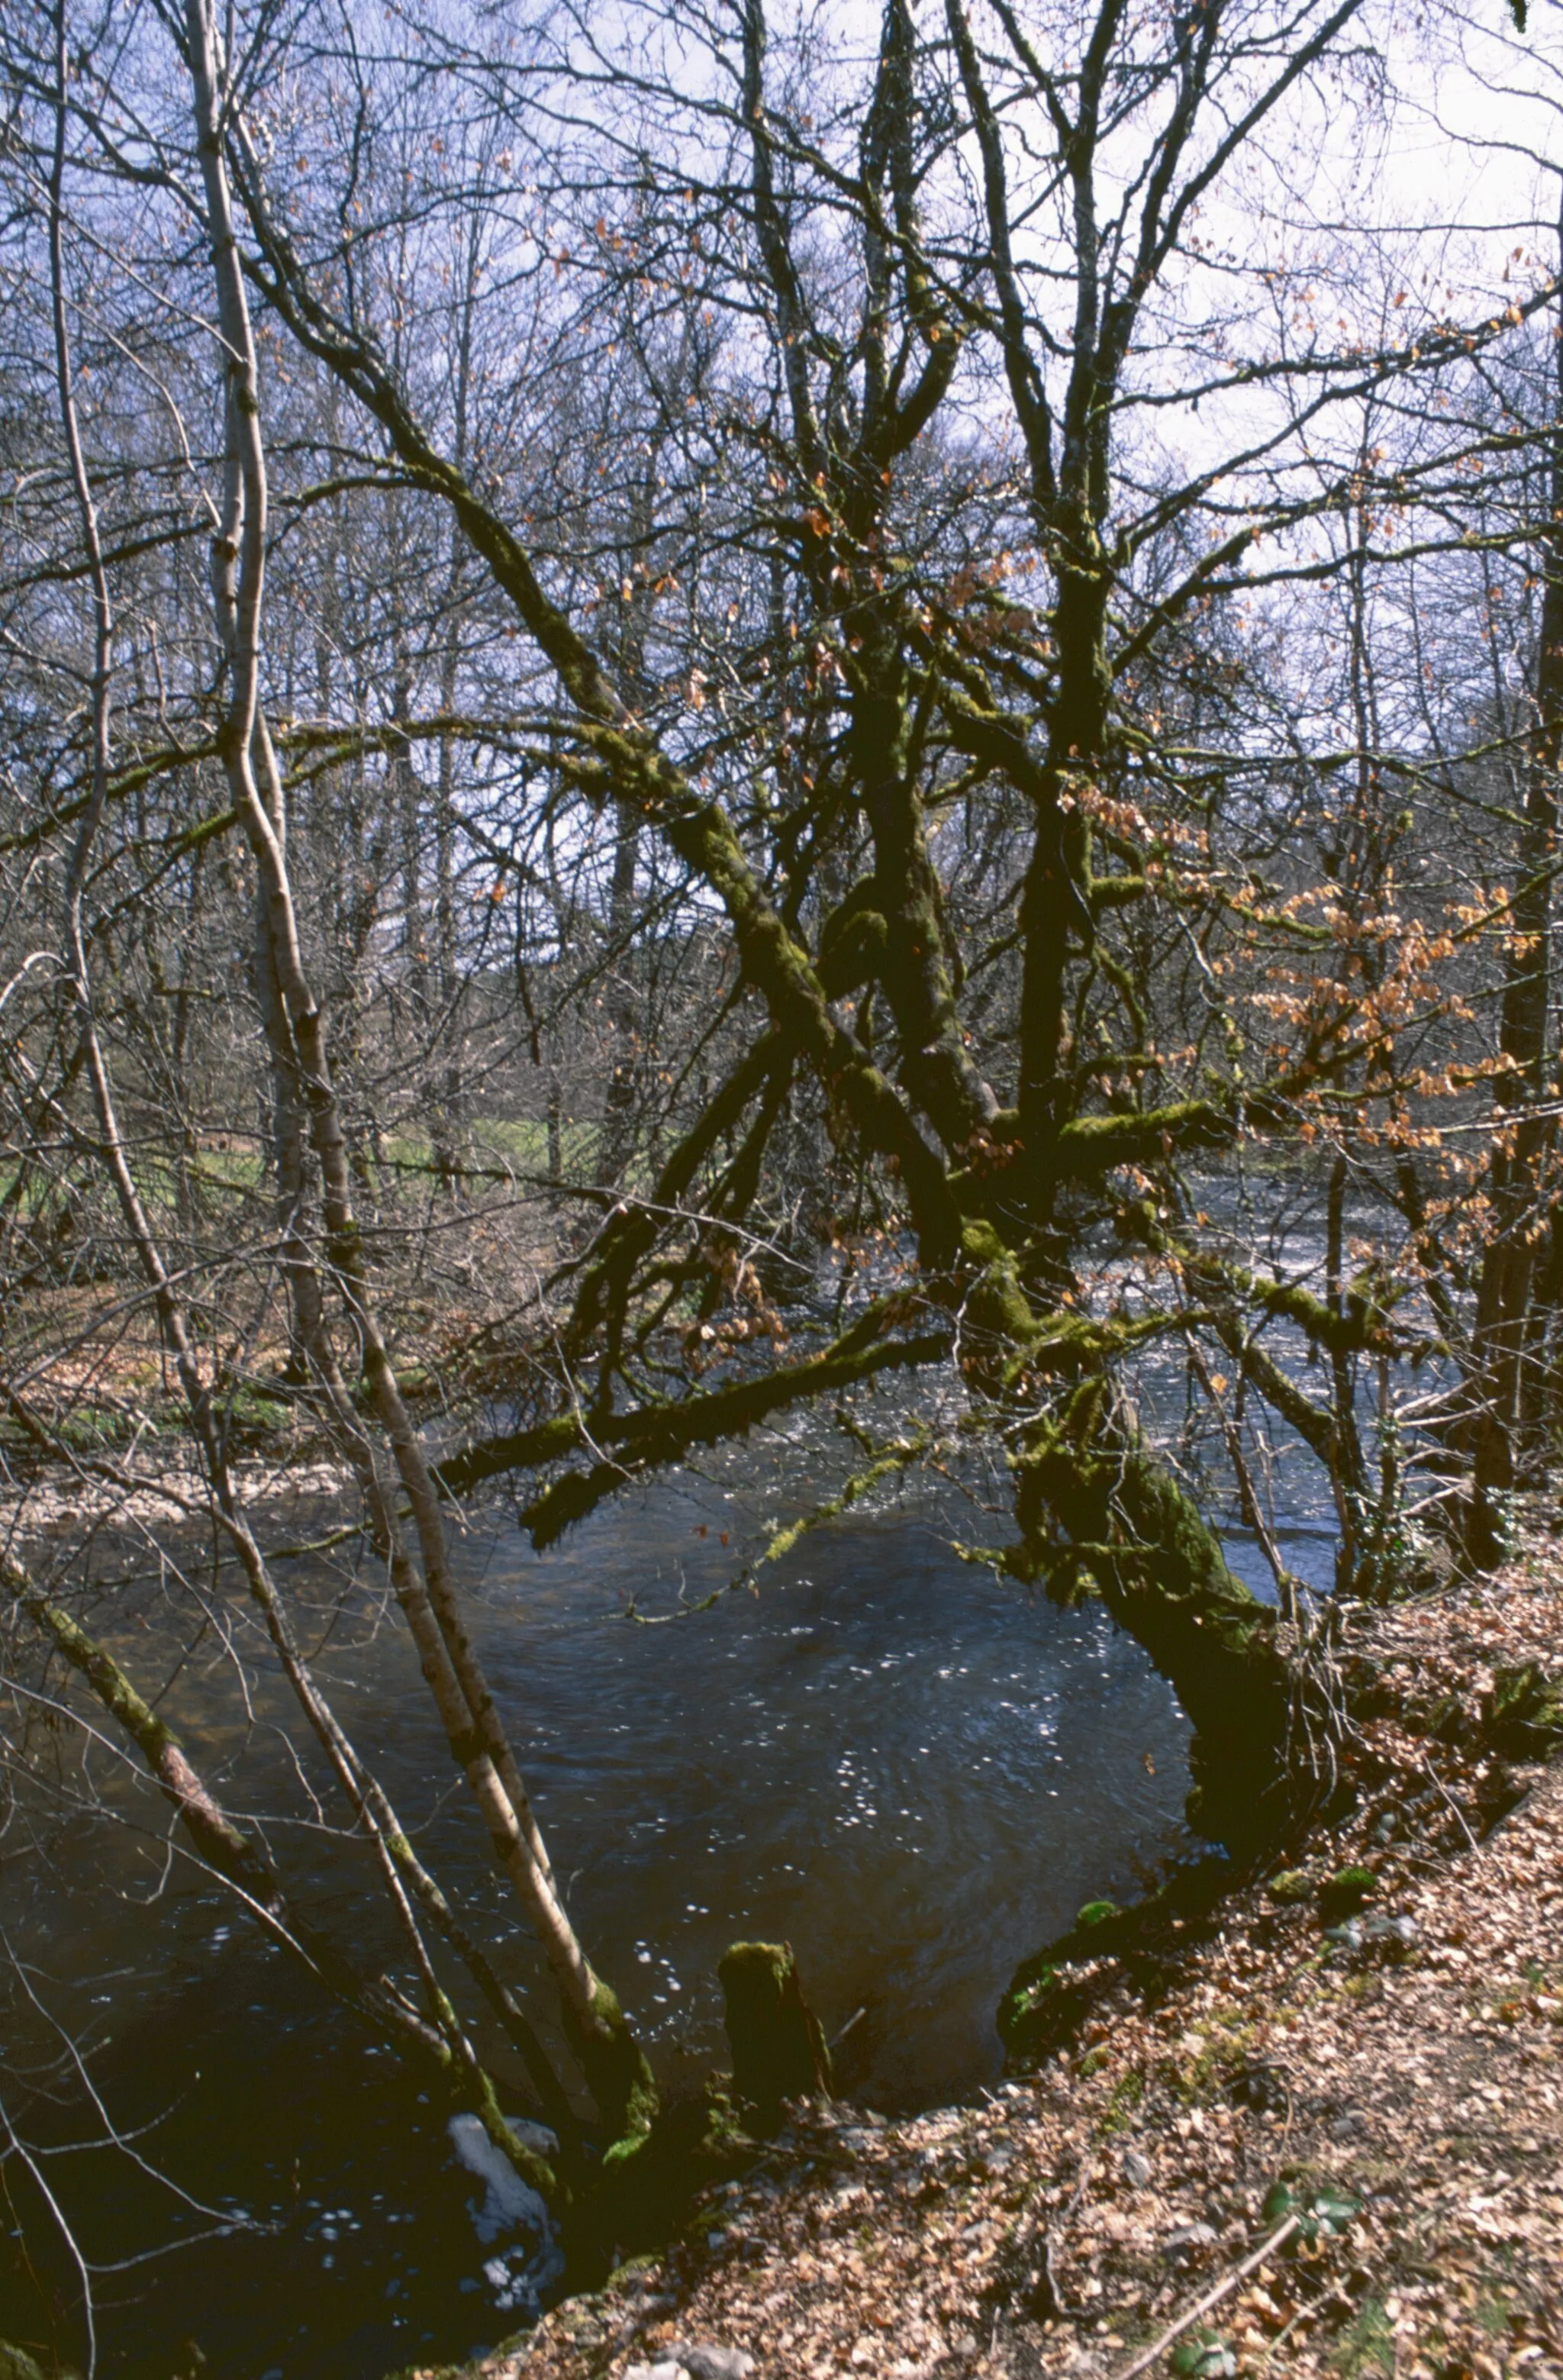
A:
719 1941 833 2120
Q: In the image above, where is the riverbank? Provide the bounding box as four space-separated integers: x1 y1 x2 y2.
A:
433 1542 1563 2380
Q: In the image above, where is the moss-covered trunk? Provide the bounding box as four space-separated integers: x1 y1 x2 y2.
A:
1010 1377 1313 1854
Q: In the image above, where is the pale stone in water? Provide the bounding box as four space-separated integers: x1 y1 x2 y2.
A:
447 2114 550 2244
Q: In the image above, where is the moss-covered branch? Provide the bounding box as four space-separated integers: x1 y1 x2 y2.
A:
1133 1213 1403 1357
561 1029 790 1352
440 1299 949 1503
235 175 963 1266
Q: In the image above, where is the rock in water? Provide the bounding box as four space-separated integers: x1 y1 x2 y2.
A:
448 2114 551 2243
449 2114 566 2314
718 1941 833 2118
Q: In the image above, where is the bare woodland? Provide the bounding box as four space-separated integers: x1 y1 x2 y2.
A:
2 0 1563 2359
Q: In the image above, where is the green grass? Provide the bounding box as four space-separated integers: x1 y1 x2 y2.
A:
387 1117 604 1179
0 1404 156 1457
1329 2296 1395 2378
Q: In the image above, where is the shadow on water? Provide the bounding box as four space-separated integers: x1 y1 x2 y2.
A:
4 1480 1201 2378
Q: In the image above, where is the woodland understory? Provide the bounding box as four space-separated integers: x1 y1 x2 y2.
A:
4 0 1563 2363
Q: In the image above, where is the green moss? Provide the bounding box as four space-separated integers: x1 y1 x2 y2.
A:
463 2069 559 2203
952 1224 1049 1350
1097 2066 1146 2133
573 2081 757 2273
1318 1867 1377 1924
998 1957 1099 2062
563 1978 658 2162
1268 1869 1314 1905
817 888 889 995
1007 1379 1296 1853
1051 1099 1233 1182
1076 1899 1121 1929
604 2252 661 2288
960 1219 1007 1266
1004 1961 1059 2023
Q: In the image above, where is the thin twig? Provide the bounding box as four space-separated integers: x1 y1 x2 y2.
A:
1029 2156 1093 2320
1422 1754 1480 1853
1108 2216 1301 2380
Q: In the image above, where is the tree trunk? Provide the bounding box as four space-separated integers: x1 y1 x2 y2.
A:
1465 252 1563 1564
181 0 656 2150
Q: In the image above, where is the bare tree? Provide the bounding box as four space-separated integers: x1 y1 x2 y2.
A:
2 0 1562 2357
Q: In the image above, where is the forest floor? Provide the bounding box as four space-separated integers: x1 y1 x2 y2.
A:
438 1540 1563 2380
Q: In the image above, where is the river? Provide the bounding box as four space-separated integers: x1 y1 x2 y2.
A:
4 1437 1213 2380
8 1192 1391 2380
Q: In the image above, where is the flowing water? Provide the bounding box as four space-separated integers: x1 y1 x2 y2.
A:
4 1446 1207 2380
6 1159 1441 2380
8 1194 1393 2380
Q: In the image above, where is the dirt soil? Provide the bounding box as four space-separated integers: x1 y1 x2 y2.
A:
447 1544 1563 2380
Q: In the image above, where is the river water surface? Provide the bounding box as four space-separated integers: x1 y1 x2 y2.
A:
5 1437 1235 2379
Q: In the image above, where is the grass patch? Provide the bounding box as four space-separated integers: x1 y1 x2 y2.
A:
1098 2067 1146 2133
1329 2294 1395 2377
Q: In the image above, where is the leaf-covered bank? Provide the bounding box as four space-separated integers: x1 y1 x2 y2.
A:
431 1547 1563 2380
